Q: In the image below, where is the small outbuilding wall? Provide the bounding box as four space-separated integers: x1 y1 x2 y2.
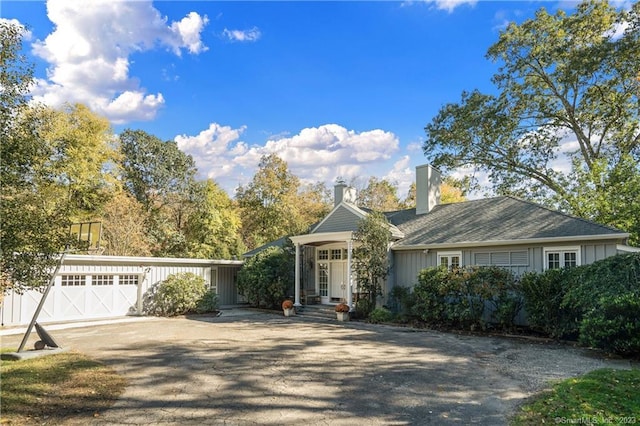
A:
0 254 244 327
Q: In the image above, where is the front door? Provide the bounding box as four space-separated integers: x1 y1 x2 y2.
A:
330 262 347 303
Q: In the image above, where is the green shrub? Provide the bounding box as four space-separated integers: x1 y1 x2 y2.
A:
237 245 294 309
196 289 219 314
520 268 579 338
412 266 449 323
368 307 393 324
143 272 208 316
388 286 417 322
563 253 639 318
412 266 520 330
354 298 374 319
579 293 640 356
521 253 639 354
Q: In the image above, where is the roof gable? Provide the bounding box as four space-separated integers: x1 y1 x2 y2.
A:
312 203 366 234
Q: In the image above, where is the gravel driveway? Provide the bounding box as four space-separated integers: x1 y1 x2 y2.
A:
1 309 634 425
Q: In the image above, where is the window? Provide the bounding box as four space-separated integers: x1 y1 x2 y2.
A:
318 250 328 260
318 263 328 297
210 268 218 293
438 251 461 269
61 275 85 286
331 249 342 260
92 275 114 286
544 247 580 270
473 250 528 267
119 274 139 285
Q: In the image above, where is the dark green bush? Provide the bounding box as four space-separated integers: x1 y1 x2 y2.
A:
354 297 374 319
412 267 449 323
196 289 219 314
520 253 639 355
143 272 208 316
388 285 417 322
520 268 579 338
579 293 640 356
237 245 294 309
412 266 520 330
368 307 393 324
563 253 639 318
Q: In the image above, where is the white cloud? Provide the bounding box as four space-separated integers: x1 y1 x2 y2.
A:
383 156 415 198
29 0 208 123
405 0 477 13
176 123 400 195
222 27 261 42
175 123 248 179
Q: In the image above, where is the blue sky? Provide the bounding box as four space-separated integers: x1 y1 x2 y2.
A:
2 0 590 198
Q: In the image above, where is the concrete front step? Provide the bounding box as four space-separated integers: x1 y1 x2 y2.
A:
295 304 337 320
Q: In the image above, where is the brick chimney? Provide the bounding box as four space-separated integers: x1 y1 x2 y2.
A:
416 164 441 215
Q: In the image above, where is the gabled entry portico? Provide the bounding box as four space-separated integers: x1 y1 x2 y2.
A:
290 231 354 310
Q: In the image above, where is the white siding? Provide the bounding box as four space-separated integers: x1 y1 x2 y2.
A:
1 255 242 327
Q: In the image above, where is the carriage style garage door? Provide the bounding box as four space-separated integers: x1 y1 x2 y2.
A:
3 273 141 326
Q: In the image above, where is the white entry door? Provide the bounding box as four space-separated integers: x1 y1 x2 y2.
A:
330 263 347 303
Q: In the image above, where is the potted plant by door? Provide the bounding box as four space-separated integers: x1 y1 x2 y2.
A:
282 299 295 317
335 303 351 321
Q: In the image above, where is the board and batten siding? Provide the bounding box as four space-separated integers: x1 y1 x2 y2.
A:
391 241 621 289
1 255 243 327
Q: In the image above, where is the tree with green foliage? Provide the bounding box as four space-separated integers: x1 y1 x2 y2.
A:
237 245 295 309
1 21 119 292
236 154 304 249
357 177 402 211
118 129 198 256
119 129 197 212
184 179 245 259
423 0 640 245
353 211 392 309
297 181 333 227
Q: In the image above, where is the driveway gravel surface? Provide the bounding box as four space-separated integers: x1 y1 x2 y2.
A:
1 308 634 425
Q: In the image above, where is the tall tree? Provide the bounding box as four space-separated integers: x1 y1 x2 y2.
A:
357 177 402 211
38 103 119 219
100 191 153 256
119 129 197 212
118 129 198 256
423 1 640 245
1 22 118 291
184 180 245 259
297 182 333 229
236 154 306 249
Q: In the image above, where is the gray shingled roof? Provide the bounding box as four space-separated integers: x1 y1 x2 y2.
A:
386 196 626 247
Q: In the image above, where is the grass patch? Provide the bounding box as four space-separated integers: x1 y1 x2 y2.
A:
512 368 640 425
0 350 126 424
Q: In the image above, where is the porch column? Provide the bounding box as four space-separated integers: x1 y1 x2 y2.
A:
294 242 302 307
346 239 353 311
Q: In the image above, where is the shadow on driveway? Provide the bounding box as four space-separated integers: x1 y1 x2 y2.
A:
3 309 632 425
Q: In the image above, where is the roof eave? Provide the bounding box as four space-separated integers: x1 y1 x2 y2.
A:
63 254 245 266
391 233 630 251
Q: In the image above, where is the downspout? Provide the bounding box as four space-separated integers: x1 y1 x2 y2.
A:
346 239 353 311
294 243 301 307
